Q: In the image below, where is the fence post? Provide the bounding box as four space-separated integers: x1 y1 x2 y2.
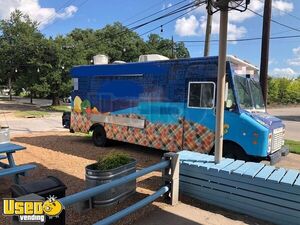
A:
162 152 179 206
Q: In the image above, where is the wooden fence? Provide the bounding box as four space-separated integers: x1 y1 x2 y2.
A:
179 150 300 225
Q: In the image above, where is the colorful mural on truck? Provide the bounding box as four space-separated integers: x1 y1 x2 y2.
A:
71 96 215 153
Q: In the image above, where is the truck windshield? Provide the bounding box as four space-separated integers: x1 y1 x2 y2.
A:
234 76 265 111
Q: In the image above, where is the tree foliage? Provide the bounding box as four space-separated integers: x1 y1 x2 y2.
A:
268 77 300 105
0 11 191 105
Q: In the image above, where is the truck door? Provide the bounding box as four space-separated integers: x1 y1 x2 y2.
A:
183 80 216 153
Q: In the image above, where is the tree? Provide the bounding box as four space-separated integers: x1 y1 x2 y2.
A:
145 34 190 59
0 10 44 101
1 11 191 105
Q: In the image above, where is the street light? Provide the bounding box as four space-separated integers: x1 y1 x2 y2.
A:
15 68 18 73
37 68 40 73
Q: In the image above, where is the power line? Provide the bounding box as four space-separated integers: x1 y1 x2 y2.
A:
125 0 188 27
40 0 78 30
42 0 90 31
247 7 300 33
139 3 204 36
177 34 300 43
255 0 300 22
122 0 166 24
129 1 197 31
78 1 203 49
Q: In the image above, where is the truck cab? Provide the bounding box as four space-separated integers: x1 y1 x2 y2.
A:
222 56 287 163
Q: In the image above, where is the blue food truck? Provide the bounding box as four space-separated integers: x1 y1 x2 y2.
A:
70 55 288 163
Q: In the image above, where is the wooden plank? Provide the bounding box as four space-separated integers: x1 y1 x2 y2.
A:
179 151 213 165
0 143 26 154
180 175 300 210
242 163 265 178
0 155 7 160
280 170 299 185
255 165 276 180
181 155 214 167
181 170 300 203
268 168 286 183
294 176 300 187
180 181 300 220
202 158 235 172
220 160 245 174
180 170 300 203
181 187 298 225
181 183 299 225
0 164 36 177
232 162 259 176
180 165 300 195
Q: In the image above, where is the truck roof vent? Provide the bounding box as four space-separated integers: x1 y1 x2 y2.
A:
138 54 169 62
93 55 109 65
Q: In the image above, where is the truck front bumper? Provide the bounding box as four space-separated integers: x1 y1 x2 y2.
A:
268 145 289 165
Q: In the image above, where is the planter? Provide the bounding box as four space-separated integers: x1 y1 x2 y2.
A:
0 127 10 144
85 158 136 208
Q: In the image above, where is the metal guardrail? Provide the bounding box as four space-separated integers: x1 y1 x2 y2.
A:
59 152 179 225
95 186 170 225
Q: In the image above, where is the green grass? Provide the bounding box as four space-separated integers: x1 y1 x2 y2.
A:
15 110 49 118
285 140 300 154
43 105 71 112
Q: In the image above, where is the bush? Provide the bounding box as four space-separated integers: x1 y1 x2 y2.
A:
96 152 132 171
268 77 300 105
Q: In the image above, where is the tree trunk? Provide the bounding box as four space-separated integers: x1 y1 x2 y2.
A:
52 95 60 106
8 77 12 101
30 92 33 104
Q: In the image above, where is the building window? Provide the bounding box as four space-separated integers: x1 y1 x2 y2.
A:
188 82 215 108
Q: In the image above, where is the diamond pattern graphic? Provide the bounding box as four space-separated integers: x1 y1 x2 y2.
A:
71 112 214 153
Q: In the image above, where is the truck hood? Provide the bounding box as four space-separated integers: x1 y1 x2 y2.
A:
250 112 283 130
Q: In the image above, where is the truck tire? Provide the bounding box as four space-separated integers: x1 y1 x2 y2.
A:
223 142 250 161
92 125 107 147
210 142 250 161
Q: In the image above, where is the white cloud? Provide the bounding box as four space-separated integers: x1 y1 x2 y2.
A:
272 0 293 15
162 3 172 10
174 0 294 39
56 5 78 20
199 12 247 41
271 67 298 78
287 47 300 66
293 47 300 56
175 15 200 37
0 0 78 29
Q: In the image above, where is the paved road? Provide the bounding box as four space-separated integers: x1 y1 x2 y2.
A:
268 107 300 141
4 114 66 135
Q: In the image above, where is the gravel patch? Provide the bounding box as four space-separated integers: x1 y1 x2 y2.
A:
0 132 165 225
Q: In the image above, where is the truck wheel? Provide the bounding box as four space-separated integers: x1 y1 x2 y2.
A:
210 142 250 161
92 125 107 147
223 142 249 161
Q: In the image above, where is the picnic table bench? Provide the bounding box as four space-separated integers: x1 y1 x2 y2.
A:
0 143 36 184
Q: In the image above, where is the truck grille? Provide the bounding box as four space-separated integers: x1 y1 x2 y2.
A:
271 128 284 153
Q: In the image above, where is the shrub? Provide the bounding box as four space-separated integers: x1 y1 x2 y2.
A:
96 152 132 171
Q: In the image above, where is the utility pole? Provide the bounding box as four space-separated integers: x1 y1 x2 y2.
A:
204 4 212 57
214 8 229 164
260 0 272 108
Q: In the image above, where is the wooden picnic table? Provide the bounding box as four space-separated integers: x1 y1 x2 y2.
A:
0 143 36 184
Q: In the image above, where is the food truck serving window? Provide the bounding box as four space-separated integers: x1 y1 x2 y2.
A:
188 82 215 109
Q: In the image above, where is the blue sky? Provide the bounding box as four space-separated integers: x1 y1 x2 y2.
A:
1 0 299 78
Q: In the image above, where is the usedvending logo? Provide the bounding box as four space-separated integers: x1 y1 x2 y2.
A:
2 196 64 223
